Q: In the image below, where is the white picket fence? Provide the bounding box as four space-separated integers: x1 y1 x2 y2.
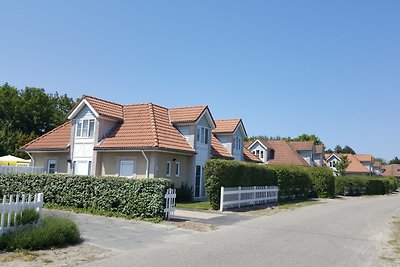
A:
0 193 44 235
164 188 176 220
220 186 279 212
0 165 45 174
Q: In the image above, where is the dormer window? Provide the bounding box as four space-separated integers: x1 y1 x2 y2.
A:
76 119 95 138
197 127 209 144
233 137 242 151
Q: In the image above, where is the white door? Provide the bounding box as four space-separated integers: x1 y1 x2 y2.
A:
75 161 89 175
119 160 135 178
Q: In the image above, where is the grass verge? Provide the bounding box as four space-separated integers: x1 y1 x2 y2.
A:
0 216 80 251
176 201 212 211
381 215 400 263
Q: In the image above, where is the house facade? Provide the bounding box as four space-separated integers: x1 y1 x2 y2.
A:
325 153 380 176
246 139 324 167
21 95 258 199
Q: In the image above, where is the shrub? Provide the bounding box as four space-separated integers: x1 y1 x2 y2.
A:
204 159 277 209
307 167 336 198
336 175 398 196
173 182 193 203
0 173 172 219
16 209 40 226
0 216 80 251
269 165 312 201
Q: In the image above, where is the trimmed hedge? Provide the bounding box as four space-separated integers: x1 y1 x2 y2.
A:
0 173 172 219
335 175 398 196
204 159 334 209
307 167 336 198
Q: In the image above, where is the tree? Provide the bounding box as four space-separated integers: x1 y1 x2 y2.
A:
325 148 333 154
335 155 350 176
293 134 324 145
389 157 400 164
374 157 387 165
333 145 356 154
0 83 76 158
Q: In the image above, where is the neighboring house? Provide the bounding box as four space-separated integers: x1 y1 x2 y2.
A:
382 164 400 180
246 139 310 166
20 95 257 199
372 161 383 176
212 119 246 161
314 145 324 167
325 153 376 176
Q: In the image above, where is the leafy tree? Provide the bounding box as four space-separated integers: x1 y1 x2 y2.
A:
374 157 387 165
333 145 356 154
0 83 76 158
335 155 350 176
246 133 324 146
292 134 324 145
325 148 333 154
389 157 400 164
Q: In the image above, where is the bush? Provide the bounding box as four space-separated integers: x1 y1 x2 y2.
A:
0 216 80 251
16 209 40 226
204 159 277 209
307 167 336 198
173 182 193 203
269 165 312 201
0 173 172 219
336 176 398 196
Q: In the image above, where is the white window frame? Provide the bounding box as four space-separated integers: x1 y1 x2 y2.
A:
47 159 57 174
175 162 180 177
260 150 264 159
76 119 95 138
233 137 241 150
166 161 172 177
119 160 136 178
197 127 209 144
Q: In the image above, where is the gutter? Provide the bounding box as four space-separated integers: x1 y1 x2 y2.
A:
141 151 149 178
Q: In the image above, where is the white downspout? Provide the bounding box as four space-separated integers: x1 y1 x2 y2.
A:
26 152 34 166
141 151 149 178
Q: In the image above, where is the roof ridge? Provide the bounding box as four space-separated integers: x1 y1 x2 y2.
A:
169 105 208 110
20 121 70 149
215 118 241 121
83 95 123 107
148 103 159 147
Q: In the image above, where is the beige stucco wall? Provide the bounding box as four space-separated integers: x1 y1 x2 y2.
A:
31 152 69 173
155 153 191 187
97 152 147 178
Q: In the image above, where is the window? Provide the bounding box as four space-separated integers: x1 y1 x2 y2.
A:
195 165 201 198
76 119 95 138
47 160 57 174
175 162 180 177
255 150 260 157
260 150 264 159
166 161 172 177
197 127 209 144
233 137 241 150
329 160 336 167
119 160 135 178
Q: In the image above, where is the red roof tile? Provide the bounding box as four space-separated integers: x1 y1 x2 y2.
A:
354 154 374 162
213 119 241 134
315 145 324 154
289 141 314 151
382 164 400 177
96 104 195 153
326 153 370 173
20 122 71 151
211 135 233 159
267 141 310 166
243 147 262 163
84 95 123 119
169 106 208 123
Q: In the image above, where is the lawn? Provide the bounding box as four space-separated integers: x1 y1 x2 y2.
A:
176 201 212 210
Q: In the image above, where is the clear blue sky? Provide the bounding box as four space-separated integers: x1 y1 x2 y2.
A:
1 1 399 160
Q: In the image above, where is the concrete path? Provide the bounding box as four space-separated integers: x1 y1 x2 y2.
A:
80 194 400 267
172 208 254 225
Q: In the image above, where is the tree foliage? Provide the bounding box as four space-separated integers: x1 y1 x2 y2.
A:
335 155 350 176
389 157 400 164
246 133 324 145
0 83 76 158
332 145 356 154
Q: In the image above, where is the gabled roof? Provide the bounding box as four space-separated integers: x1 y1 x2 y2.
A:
326 153 370 173
382 164 400 177
20 122 71 151
354 154 374 162
68 95 124 120
267 141 310 166
315 145 324 154
289 141 314 151
243 147 262 163
169 106 208 123
373 161 382 167
213 119 247 136
211 135 233 159
96 103 195 154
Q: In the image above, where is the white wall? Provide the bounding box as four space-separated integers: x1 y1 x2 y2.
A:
248 141 268 163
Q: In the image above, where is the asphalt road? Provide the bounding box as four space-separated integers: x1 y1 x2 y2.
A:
81 194 400 267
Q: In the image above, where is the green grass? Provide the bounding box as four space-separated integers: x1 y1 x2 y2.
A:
176 201 212 210
0 216 80 251
278 199 323 210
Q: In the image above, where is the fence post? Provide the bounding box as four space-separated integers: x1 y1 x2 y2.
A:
37 193 44 215
253 186 256 206
219 186 225 212
238 186 241 208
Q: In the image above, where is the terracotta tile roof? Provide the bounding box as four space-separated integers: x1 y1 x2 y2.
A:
213 119 242 134
20 122 71 151
315 145 324 154
169 106 208 123
266 140 309 166
373 161 382 167
96 104 195 153
327 153 370 173
382 164 400 177
289 141 314 151
243 147 262 163
211 135 233 159
84 95 123 119
354 154 374 162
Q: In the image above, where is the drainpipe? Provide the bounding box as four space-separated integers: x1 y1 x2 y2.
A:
141 151 149 178
26 152 34 166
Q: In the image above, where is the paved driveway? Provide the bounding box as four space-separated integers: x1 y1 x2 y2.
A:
78 194 400 267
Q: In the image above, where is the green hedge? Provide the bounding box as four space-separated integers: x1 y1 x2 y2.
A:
204 160 333 209
0 173 172 219
307 167 336 198
336 176 398 196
